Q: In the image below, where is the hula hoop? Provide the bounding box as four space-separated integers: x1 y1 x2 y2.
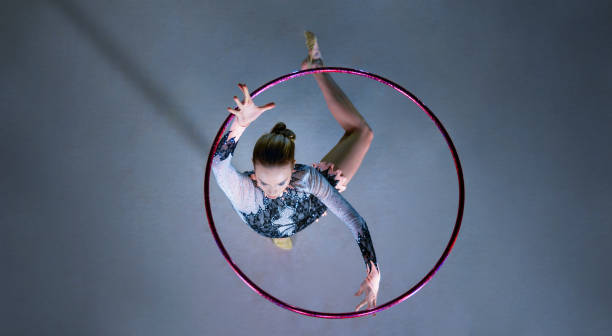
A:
204 67 465 319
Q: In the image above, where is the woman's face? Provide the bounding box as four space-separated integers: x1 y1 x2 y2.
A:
253 161 295 199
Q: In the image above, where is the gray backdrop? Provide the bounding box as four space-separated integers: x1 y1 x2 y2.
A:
2 0 611 335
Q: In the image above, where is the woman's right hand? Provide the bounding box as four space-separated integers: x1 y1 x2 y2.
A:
227 83 276 127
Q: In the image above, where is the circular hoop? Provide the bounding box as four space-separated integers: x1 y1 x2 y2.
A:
204 67 465 318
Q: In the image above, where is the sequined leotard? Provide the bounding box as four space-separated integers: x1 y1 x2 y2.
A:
211 127 378 273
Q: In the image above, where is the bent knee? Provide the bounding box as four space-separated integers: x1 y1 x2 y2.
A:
360 124 373 141
351 121 373 139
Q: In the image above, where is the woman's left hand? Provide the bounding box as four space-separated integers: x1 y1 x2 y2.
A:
354 260 380 315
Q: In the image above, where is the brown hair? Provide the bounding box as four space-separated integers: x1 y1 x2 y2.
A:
252 122 296 167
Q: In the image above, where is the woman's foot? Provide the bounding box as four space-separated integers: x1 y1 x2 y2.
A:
271 237 293 250
301 31 324 70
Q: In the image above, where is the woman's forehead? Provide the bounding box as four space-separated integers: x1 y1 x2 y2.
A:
254 164 291 182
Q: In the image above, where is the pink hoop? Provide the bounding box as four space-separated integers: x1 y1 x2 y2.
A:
204 67 465 318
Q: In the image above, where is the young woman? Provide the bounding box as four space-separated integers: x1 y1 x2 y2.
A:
211 32 380 313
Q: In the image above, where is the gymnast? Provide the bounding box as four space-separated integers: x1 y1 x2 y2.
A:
211 31 380 312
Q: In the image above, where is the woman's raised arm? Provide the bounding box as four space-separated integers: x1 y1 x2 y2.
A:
211 83 275 207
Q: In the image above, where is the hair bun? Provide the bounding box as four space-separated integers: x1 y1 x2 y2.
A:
270 122 296 141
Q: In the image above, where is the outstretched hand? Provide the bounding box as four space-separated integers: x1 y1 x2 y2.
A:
227 83 276 127
354 260 380 316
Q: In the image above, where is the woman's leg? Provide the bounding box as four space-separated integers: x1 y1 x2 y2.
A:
303 56 374 187
317 70 373 186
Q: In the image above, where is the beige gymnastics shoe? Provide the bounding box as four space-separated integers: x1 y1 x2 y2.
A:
304 31 322 62
301 31 324 70
272 237 293 250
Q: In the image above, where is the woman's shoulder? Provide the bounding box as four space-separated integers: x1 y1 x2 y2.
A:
243 169 256 182
293 163 320 178
289 163 314 188
293 163 310 172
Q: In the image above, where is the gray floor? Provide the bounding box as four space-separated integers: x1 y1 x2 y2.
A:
2 0 611 335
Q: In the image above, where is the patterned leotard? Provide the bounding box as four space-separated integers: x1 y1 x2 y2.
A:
211 128 378 273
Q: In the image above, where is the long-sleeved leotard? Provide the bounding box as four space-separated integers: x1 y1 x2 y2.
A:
211 125 378 273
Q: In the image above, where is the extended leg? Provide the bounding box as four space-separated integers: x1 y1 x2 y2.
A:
314 70 373 186
302 32 374 186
